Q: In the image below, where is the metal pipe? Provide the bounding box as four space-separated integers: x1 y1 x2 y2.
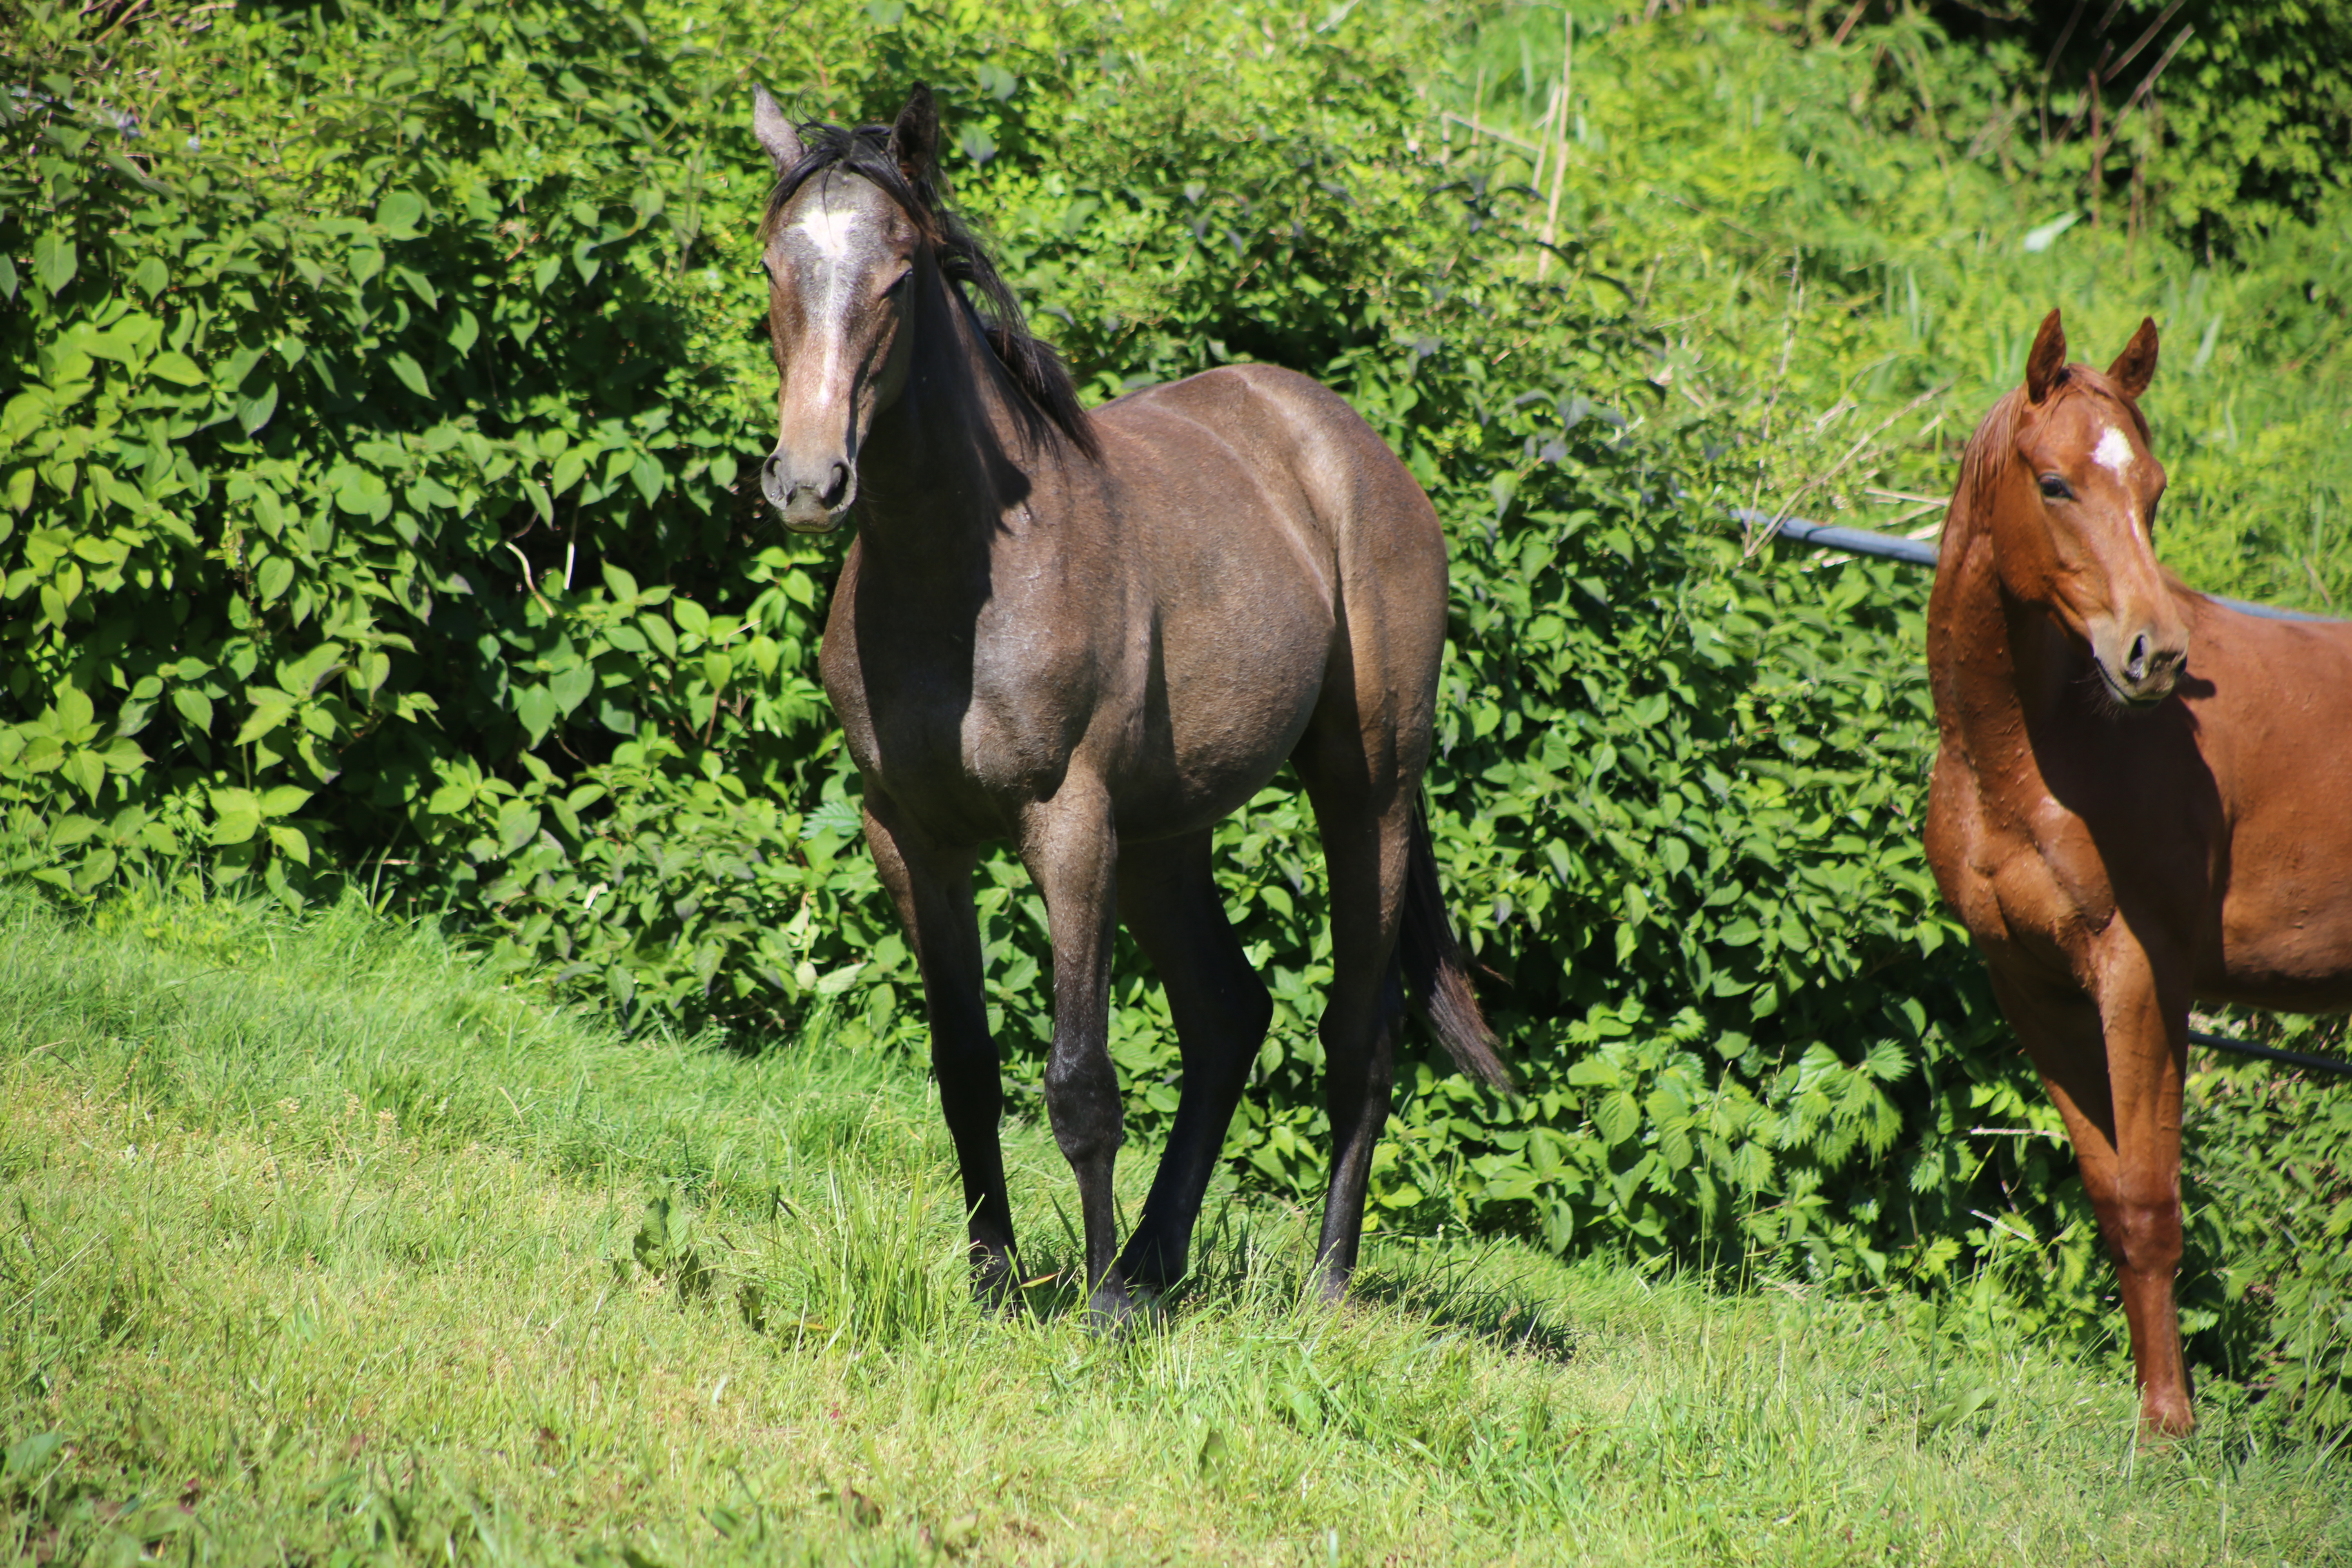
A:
1737 507 2336 623
2189 1029 2352 1079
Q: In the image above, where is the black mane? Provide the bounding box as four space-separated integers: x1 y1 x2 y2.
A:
762 120 1098 459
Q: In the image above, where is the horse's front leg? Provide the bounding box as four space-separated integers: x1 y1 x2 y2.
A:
862 790 1018 1305
1019 778 1132 1327
1994 959 2195 1435
2094 947 2195 1436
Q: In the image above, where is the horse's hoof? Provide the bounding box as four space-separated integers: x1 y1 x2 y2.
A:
1115 1238 1183 1298
1082 1278 1139 1335
972 1255 1024 1316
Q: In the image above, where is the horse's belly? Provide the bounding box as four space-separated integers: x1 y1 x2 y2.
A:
2203 870 2352 1011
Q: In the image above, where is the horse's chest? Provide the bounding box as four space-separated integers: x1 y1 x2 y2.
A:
1930 746 2121 976
826 590 1102 830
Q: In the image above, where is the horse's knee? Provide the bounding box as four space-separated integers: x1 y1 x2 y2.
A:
1042 1051 1123 1161
2102 1186 2185 1275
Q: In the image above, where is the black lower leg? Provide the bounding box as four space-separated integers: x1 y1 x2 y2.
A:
934 1025 1016 1300
1314 958 1403 1299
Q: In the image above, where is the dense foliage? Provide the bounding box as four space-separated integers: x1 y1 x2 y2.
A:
3 0 2345 1433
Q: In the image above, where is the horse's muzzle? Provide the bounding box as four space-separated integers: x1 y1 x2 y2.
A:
2095 624 2187 707
763 452 855 535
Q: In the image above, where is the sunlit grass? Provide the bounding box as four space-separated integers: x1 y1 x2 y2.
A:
3 883 2346 1564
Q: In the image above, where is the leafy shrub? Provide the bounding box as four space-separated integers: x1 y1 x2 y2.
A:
2 0 2343 1434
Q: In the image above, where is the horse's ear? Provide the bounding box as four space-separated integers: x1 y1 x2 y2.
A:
2107 316 2159 401
752 85 802 175
2025 308 2068 405
888 83 940 187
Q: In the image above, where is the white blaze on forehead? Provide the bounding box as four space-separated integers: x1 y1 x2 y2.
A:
792 203 862 261
2092 424 2136 479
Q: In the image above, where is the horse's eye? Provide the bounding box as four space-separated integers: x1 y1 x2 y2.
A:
2038 474 2073 501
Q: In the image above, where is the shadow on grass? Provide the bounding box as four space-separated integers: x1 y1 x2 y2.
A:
968 1191 1587 1360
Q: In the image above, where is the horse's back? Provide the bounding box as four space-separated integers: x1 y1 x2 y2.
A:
1097 364 1444 566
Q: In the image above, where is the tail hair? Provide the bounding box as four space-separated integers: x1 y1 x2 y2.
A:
1399 801 1515 1092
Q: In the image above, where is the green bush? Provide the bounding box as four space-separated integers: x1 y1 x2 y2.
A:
2 0 2345 1434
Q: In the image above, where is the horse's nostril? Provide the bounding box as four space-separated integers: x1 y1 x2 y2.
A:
2126 633 2151 682
820 462 851 508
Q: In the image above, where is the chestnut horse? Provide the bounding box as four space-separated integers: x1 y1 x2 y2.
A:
748 85 1509 1327
1925 309 2352 1434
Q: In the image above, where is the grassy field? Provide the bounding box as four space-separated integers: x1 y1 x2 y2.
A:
4 882 2348 1566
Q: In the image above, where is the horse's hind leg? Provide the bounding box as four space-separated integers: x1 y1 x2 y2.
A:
1293 723 1417 1303
862 791 1017 1304
1994 962 2194 1435
1115 830 1272 1292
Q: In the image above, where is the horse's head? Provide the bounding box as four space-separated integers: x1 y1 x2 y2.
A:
1992 309 2185 708
749 86 939 534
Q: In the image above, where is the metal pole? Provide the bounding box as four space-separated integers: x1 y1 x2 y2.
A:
1740 507 2336 623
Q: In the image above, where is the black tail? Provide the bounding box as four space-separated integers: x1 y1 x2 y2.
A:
1399 802 1514 1092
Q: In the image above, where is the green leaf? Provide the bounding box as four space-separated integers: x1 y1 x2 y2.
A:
260 784 313 817
551 447 588 497
239 381 279 435
497 800 543 855
268 824 312 865
209 789 263 846
814 961 867 997
550 664 595 714
514 684 558 743
60 748 102 800
234 691 297 746
387 352 429 396
256 555 296 603
1594 1090 1640 1146
447 307 480 355
375 189 427 234
630 455 664 505
31 232 76 295
131 255 169 297
148 351 205 386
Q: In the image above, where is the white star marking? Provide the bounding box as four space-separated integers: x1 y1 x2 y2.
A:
2093 425 2134 479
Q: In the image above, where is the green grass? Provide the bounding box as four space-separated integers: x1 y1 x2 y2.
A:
4 883 2348 1565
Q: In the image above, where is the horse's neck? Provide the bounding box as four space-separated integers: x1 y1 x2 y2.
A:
1929 492 2093 772
853 285 1060 590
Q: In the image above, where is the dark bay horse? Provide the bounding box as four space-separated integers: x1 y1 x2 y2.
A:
748 84 1509 1325
1925 309 2352 1434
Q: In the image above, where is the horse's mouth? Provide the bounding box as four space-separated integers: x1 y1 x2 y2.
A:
2096 662 2176 710
775 505 848 537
